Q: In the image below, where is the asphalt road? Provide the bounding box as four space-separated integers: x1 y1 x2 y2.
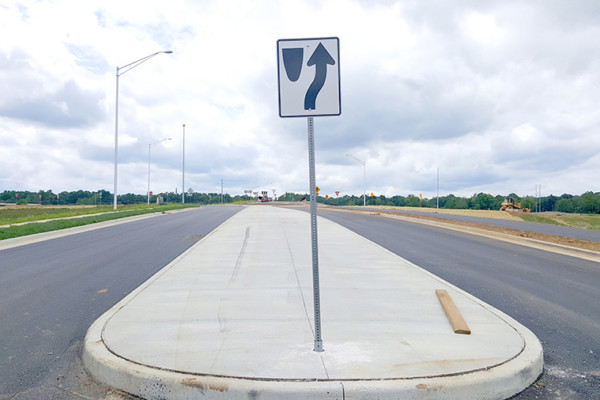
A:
337 206 600 242
0 206 242 400
2 204 599 399
317 208 600 399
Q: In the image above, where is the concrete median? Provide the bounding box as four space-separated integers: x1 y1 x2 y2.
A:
84 205 542 399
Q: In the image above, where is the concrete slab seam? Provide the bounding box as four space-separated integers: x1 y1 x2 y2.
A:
98 208 241 334
84 315 541 400
281 224 316 337
93 339 531 382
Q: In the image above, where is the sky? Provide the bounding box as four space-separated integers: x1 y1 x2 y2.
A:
1 0 599 200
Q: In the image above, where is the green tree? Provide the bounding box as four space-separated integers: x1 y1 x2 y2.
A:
470 193 495 210
406 194 420 207
576 192 600 213
556 198 574 213
543 195 558 212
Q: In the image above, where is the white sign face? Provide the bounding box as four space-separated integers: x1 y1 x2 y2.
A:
277 37 341 118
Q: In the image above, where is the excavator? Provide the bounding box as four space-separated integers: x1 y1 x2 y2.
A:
500 198 530 212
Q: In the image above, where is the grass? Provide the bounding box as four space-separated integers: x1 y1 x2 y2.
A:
0 205 114 225
554 214 600 231
519 214 567 226
0 204 202 240
519 213 600 231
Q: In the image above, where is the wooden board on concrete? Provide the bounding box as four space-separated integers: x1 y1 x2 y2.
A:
436 289 471 335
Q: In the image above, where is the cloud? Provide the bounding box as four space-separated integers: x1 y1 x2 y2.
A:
1 0 600 199
0 80 106 128
66 43 110 74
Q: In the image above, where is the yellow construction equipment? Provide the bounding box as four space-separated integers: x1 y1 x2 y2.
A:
500 198 530 212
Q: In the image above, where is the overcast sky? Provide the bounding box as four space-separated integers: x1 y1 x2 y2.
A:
1 0 599 199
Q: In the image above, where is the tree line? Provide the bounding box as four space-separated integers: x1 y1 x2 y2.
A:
281 191 600 214
0 190 245 206
2 190 599 214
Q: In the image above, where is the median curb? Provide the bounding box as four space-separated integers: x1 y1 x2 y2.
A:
84 206 543 399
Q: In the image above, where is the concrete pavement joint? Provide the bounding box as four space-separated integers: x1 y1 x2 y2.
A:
282 226 315 338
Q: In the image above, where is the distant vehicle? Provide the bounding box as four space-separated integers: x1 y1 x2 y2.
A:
258 190 269 202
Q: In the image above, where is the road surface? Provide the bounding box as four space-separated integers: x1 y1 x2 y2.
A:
336 206 600 242
0 206 242 399
317 208 600 399
2 204 598 399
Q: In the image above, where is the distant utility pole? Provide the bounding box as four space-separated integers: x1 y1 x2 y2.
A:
182 124 186 204
347 153 366 206
437 168 439 209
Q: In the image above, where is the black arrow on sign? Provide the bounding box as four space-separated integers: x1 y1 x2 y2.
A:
304 42 335 111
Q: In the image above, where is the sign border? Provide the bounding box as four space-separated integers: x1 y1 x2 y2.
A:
277 37 341 118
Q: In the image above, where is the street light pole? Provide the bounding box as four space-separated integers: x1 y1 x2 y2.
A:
437 167 439 209
113 71 120 210
182 124 185 203
113 50 173 211
347 153 366 206
148 138 172 204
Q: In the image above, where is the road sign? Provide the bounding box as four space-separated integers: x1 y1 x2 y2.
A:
277 37 341 353
277 37 341 118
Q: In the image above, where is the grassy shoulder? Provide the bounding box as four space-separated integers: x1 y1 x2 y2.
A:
519 214 567 226
352 205 600 231
0 204 202 240
548 214 600 230
519 213 600 230
0 205 114 225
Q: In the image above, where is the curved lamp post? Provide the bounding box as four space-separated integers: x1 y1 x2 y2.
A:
347 153 366 206
113 50 173 210
148 138 172 204
181 124 185 203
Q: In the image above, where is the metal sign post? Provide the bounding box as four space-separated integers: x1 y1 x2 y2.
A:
277 37 340 353
307 116 323 352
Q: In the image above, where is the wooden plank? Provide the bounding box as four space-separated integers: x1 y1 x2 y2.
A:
436 289 471 335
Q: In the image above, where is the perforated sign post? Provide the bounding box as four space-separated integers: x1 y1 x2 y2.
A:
277 37 341 353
